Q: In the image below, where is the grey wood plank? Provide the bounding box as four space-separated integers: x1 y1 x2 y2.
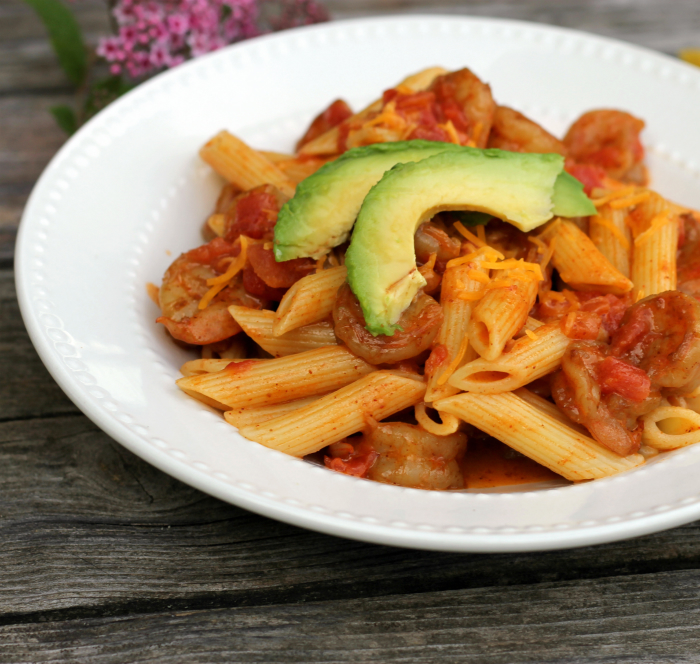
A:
327 0 700 55
3 571 700 663
0 95 68 188
0 0 110 94
0 268 79 419
3 0 699 96
4 411 700 621
0 95 68 261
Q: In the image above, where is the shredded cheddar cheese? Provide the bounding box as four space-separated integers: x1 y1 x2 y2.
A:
480 258 544 282
315 255 327 273
634 212 674 246
561 312 578 337
438 119 461 145
610 191 651 210
436 334 470 386
467 269 490 284
364 100 407 131
445 245 504 270
563 290 581 310
590 215 631 250
527 235 547 254
591 186 636 208
453 221 487 247
485 278 515 290
198 236 249 310
546 290 567 302
471 121 484 145
476 224 487 244
525 329 539 341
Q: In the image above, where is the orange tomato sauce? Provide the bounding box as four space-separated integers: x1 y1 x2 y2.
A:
462 437 563 488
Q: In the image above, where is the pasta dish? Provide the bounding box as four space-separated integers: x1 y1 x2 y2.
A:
150 66 700 491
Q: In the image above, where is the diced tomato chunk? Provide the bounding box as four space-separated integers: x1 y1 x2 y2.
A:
224 359 259 374
611 306 654 359
324 440 378 478
184 236 238 268
246 243 315 289
242 266 287 301
578 292 631 333
561 311 602 340
425 344 449 377
224 187 280 243
596 356 651 402
564 160 608 195
296 98 353 150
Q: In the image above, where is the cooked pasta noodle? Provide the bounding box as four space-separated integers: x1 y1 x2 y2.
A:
154 65 700 492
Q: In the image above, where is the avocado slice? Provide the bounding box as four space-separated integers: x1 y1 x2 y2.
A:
274 140 465 261
346 149 595 335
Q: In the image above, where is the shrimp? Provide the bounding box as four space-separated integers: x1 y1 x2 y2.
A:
677 212 700 300
365 422 467 489
414 220 461 273
157 237 266 345
552 291 700 455
221 184 288 243
343 68 496 150
552 342 659 456
486 106 567 155
610 291 700 394
333 283 443 364
430 68 496 148
563 109 647 184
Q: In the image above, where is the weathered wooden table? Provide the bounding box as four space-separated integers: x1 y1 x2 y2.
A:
2 0 700 661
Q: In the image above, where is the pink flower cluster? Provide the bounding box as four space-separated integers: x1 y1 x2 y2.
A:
97 0 328 78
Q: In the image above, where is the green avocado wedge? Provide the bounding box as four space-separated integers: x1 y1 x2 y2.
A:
274 140 465 261
346 149 596 336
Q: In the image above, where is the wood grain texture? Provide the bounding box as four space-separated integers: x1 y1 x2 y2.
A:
3 571 700 663
4 0 700 659
327 0 700 55
0 269 79 419
4 412 700 624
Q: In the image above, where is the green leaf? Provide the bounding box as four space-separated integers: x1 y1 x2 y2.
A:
452 211 492 227
49 104 77 135
83 75 134 121
24 0 87 85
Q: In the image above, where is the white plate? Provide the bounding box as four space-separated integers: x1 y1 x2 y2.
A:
16 15 700 552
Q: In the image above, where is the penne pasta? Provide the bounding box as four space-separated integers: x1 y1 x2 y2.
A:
425 252 488 403
224 396 322 429
238 371 427 456
298 67 448 156
229 306 337 357
180 357 253 377
435 391 645 480
176 345 375 410
200 130 296 198
273 266 347 336
540 219 633 294
630 192 679 297
589 206 631 277
449 323 570 394
467 267 539 361
261 151 332 184
513 387 588 435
